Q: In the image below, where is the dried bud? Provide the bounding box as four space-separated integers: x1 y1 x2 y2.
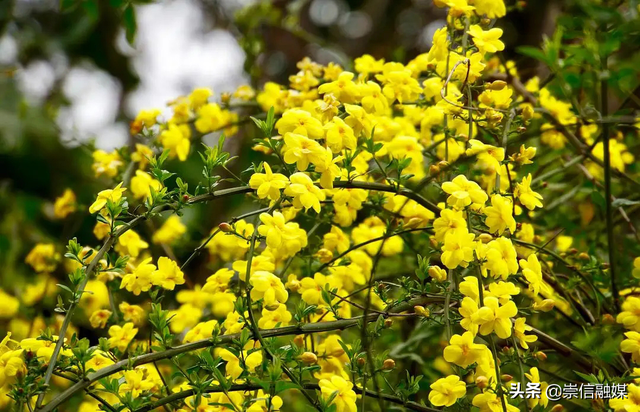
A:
534 351 547 361
481 17 491 26
517 126 527 133
220 92 231 104
533 299 555 312
429 164 440 175
478 233 493 243
601 263 610 270
300 352 318 365
315 248 333 263
568 248 579 255
488 80 507 90
182 194 190 202
501 374 513 383
384 319 394 328
130 119 143 135
414 305 430 318
550 405 565 412
293 335 305 348
382 359 396 370
357 357 366 367
218 222 233 233
429 237 439 248
476 375 489 389
602 314 615 325
428 266 447 282
502 345 511 354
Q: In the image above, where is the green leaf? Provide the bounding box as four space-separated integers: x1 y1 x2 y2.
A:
274 381 301 393
612 198 640 208
516 46 548 65
123 5 137 45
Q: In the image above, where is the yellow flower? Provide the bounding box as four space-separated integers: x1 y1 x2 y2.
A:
473 0 506 18
617 297 640 332
89 310 112 329
485 281 520 304
168 304 202 333
539 88 575 125
276 108 324 139
89 182 126 214
258 211 308 258
219 345 262 380
79 280 110 314
282 132 325 171
484 195 516 235
472 392 519 412
472 296 517 338
0 290 19 319
151 257 185 291
92 150 123 178
555 235 573 252
428 375 466 407
0 349 24 388
509 144 536 165
119 369 154 397
459 297 479 335
324 117 357 153
133 109 161 128
317 71 360 103
524 367 549 408
53 189 77 219
633 257 640 279
514 173 543 210
107 322 138 352
459 276 480 302
319 376 357 412
354 54 385 75
520 254 543 295
467 25 505 54
247 390 283 412
513 318 537 349
131 143 154 169
299 272 341 306
20 336 71 360
250 271 288 307
433 208 467 242
484 237 518 280
428 266 447 282
188 87 212 109
322 226 350 254
115 230 149 258
257 304 292 329
85 351 114 372
120 257 155 296
351 216 403 256
441 228 476 269
284 172 326 213
183 320 218 343
119 302 146 325
442 175 488 209
130 170 162 200
25 243 59 272
159 123 190 161
249 162 289 201
152 216 186 244
443 332 487 367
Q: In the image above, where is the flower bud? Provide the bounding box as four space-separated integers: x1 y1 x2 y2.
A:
382 359 396 370
218 222 233 233
357 357 366 367
501 374 513 382
533 299 555 312
429 237 439 248
220 92 231 104
602 314 615 325
414 306 430 318
293 335 304 347
578 252 590 261
182 194 190 202
534 351 547 361
300 352 318 365
405 217 423 229
517 126 527 133
522 103 534 121
478 233 493 243
315 248 333 263
488 80 507 90
476 375 488 389
568 248 578 255
502 345 511 354
428 266 447 282
550 405 565 412
429 164 440 175
384 319 393 328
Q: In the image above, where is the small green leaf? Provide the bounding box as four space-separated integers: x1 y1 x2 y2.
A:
123 5 137 45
